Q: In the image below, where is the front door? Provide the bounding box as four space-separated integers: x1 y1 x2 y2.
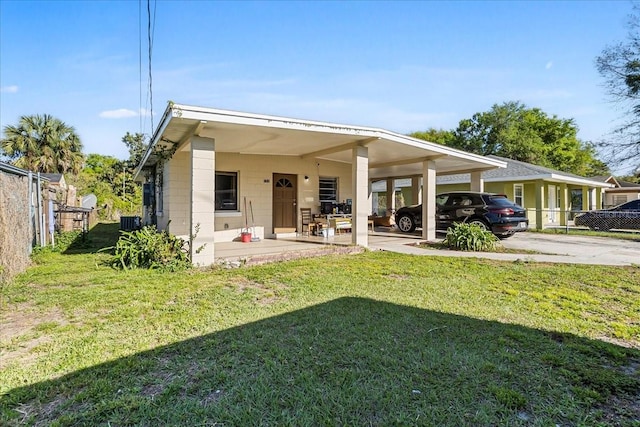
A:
273 173 297 232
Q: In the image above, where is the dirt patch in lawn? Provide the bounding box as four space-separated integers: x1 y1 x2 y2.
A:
0 304 67 369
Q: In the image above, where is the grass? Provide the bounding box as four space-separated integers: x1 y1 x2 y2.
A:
1 223 639 426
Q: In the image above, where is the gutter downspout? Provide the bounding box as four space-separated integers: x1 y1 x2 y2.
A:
37 173 46 247
28 171 34 250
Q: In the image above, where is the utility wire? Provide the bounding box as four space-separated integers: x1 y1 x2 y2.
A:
147 0 155 133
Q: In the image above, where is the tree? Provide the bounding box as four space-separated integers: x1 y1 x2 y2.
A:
122 132 148 167
71 153 142 219
595 5 640 172
1 114 84 175
437 101 608 176
409 128 456 146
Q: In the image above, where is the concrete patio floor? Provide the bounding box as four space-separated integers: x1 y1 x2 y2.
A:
215 228 640 267
214 228 420 266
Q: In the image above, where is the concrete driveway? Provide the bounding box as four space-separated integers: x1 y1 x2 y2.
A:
368 231 640 266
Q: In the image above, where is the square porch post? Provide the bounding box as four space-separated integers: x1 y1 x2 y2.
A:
190 136 216 266
421 160 436 241
352 145 369 246
470 171 484 192
535 180 544 230
386 178 395 215
559 183 568 226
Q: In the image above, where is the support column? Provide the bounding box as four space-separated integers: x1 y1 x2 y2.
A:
352 145 369 246
581 187 589 210
470 171 484 192
589 188 597 210
190 136 216 266
422 160 436 241
411 177 420 206
559 183 568 226
386 178 395 215
535 180 544 230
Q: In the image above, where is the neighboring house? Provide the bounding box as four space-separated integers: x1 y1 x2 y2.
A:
435 155 612 229
591 175 640 208
134 103 505 266
41 173 67 190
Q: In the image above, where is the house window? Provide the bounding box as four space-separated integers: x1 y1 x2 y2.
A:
514 184 524 207
215 172 238 210
319 177 338 202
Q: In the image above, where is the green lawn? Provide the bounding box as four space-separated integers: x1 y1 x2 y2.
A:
1 224 639 426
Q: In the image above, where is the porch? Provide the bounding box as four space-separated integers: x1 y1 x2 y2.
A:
215 228 423 266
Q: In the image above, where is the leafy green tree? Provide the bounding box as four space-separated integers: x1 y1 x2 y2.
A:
446 101 609 176
410 128 456 146
72 153 141 220
596 5 640 171
122 132 148 167
1 114 84 174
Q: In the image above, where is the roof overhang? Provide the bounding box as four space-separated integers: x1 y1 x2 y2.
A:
134 103 505 180
441 173 614 188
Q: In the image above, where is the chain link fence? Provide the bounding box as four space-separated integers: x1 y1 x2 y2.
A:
526 208 640 233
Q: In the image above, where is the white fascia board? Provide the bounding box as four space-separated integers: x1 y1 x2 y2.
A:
548 173 614 188
442 173 615 187
133 105 175 180
486 173 614 187
173 104 377 137
173 103 506 169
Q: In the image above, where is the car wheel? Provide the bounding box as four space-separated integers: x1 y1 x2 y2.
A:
396 214 416 233
467 219 489 231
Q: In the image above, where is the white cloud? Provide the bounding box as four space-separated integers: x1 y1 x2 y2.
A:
99 108 152 119
546 61 553 70
1 85 19 93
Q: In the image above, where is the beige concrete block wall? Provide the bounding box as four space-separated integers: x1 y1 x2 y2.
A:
215 153 352 239
163 151 191 237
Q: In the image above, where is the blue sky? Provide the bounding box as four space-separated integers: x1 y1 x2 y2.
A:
0 0 633 171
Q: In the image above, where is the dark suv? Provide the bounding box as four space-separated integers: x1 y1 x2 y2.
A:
394 191 529 238
573 199 640 231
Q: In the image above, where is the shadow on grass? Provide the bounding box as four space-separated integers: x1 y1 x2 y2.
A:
2 298 638 426
61 223 121 255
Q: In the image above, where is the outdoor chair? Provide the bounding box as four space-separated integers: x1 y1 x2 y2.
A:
300 208 315 236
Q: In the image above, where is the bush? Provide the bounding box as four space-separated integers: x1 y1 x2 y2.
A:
443 222 498 251
108 225 192 271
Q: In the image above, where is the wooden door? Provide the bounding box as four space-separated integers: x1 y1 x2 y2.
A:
273 173 297 231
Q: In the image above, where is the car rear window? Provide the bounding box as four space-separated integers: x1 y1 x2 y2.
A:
487 196 515 207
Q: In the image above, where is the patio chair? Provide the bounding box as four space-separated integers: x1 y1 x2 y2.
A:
300 208 315 236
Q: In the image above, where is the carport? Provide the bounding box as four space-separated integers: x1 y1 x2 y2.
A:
136 104 506 266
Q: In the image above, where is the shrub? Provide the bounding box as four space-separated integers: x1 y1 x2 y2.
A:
443 222 498 251
108 225 192 271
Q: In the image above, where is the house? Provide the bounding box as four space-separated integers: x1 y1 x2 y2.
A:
134 103 505 266
434 155 613 229
591 175 640 208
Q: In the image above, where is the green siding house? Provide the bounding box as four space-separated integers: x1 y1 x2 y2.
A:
436 156 612 229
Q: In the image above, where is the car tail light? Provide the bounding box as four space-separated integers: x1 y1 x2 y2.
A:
489 208 515 215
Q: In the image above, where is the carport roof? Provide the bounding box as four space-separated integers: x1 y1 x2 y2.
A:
135 103 505 180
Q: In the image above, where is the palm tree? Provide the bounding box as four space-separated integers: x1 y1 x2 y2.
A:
1 114 84 175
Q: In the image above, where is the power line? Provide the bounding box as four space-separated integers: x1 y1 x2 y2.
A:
147 0 156 134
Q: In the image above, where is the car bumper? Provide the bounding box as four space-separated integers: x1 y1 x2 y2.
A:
491 220 529 234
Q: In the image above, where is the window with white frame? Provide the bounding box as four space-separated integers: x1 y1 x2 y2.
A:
514 184 524 207
319 177 338 202
215 172 238 211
